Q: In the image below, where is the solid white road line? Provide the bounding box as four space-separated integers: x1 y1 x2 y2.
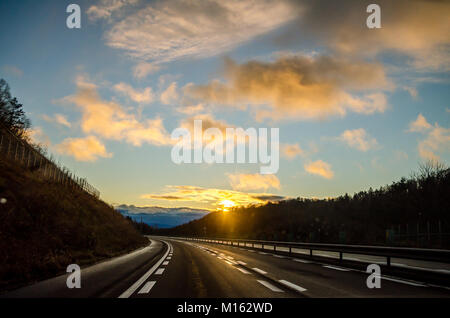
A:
323 265 351 272
119 241 171 298
155 268 165 275
237 268 251 274
278 280 307 292
257 280 284 292
137 281 156 294
237 261 247 265
252 268 268 275
162 261 169 266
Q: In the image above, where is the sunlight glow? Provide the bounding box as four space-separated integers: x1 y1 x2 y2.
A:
219 199 236 212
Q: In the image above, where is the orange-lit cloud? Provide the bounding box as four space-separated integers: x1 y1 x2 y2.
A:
281 143 304 160
407 114 450 161
141 185 285 209
160 82 179 105
304 160 334 179
56 136 112 162
227 173 280 191
60 76 173 147
25 127 51 147
287 0 450 71
42 113 72 128
133 62 160 79
186 56 391 121
87 0 140 21
114 82 154 103
408 114 432 132
338 128 378 152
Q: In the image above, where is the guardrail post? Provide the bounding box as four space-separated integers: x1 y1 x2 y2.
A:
274 244 276 251
289 246 292 255
310 249 313 257
262 243 264 249
339 252 343 261
252 242 254 248
387 256 391 267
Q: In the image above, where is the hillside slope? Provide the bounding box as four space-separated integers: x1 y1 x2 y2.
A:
0 158 147 292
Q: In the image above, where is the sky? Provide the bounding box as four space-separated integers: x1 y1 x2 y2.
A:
0 0 449 211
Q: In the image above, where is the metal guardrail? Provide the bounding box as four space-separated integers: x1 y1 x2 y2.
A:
176 237 450 266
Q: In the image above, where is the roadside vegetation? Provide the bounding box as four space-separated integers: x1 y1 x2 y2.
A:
0 79 147 292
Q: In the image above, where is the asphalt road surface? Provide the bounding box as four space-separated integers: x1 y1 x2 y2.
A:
4 237 450 298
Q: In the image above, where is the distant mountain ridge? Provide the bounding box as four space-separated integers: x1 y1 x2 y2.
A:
115 204 210 228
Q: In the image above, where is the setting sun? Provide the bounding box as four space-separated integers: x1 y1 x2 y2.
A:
219 199 236 212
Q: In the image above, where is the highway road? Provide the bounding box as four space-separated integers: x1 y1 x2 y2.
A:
3 237 450 298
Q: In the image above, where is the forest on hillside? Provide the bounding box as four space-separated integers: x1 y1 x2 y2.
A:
161 162 450 248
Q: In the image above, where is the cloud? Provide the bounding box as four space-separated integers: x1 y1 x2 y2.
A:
407 114 450 160
87 0 140 21
227 173 280 191
403 86 418 99
408 113 432 132
417 124 450 161
42 113 72 128
2 65 23 77
338 128 378 152
160 82 179 105
25 127 51 147
281 143 304 159
141 185 285 208
102 0 297 63
176 103 205 115
304 160 334 179
285 0 450 71
133 62 160 79
114 82 154 103
186 55 391 121
59 76 172 146
56 136 112 162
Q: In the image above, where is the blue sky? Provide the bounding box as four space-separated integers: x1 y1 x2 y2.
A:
1 0 449 210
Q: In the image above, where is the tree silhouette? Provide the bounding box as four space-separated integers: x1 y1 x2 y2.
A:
0 78 30 138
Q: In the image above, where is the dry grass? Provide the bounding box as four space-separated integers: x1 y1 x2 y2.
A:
0 158 147 292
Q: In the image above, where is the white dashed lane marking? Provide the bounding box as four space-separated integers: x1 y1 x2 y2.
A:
257 280 284 292
252 268 268 275
278 280 307 292
155 268 165 275
237 267 251 274
162 261 169 266
237 261 247 265
137 281 156 294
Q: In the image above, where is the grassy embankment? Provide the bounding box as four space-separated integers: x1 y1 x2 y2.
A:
0 158 148 292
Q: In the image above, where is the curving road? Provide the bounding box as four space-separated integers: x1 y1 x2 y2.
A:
4 237 450 298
